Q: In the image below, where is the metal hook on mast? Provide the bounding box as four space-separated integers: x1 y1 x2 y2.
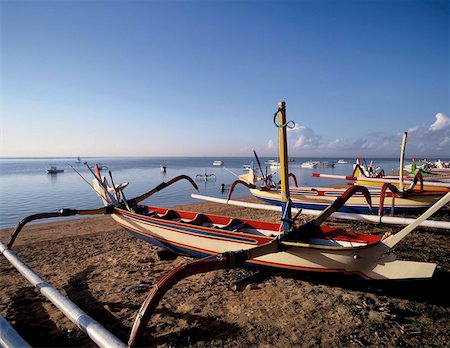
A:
273 107 295 129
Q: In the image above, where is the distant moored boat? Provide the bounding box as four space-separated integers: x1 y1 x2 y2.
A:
300 161 318 168
46 165 64 174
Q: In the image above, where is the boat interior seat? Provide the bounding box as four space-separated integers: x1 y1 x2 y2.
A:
138 206 158 216
220 218 248 231
158 209 180 220
181 213 212 226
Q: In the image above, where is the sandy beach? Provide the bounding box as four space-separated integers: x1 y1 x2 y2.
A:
1 198 449 347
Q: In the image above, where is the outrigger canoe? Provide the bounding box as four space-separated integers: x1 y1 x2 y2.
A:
6 102 449 347
229 165 447 215
238 177 446 214
229 132 448 215
339 164 450 193
344 134 450 192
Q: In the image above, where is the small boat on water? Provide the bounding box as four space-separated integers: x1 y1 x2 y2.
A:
160 164 166 173
46 165 64 174
89 164 108 171
196 169 216 181
265 159 277 164
212 160 223 166
262 159 280 169
301 161 335 168
300 161 318 168
315 161 335 168
269 161 280 169
337 159 348 164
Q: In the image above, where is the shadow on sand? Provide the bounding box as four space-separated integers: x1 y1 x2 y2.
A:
63 265 242 347
7 287 85 347
278 268 450 307
63 265 133 343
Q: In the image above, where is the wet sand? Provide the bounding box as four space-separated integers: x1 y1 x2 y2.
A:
1 197 449 347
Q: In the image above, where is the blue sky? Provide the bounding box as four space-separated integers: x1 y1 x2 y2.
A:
1 0 449 158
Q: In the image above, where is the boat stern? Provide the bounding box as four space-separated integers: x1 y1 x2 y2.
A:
362 260 437 280
349 244 437 280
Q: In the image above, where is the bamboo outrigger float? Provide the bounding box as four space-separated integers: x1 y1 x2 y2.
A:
5 102 450 346
0 314 31 348
0 240 127 348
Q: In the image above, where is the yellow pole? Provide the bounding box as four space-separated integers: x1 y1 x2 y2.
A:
399 132 407 192
277 101 291 233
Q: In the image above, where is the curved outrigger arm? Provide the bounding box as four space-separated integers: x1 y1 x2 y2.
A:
227 173 298 201
286 185 372 240
312 185 372 225
128 239 285 347
90 162 198 208
378 171 424 217
288 173 298 187
404 170 424 192
227 179 256 200
128 175 199 206
378 182 401 217
7 205 115 250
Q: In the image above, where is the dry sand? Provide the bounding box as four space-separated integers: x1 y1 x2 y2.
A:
1 198 449 347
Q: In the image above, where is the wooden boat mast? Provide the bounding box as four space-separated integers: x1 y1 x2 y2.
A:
276 101 291 233
399 132 407 192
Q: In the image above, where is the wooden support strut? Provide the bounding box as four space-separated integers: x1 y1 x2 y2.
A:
128 175 199 205
286 185 372 240
128 239 283 347
7 205 115 249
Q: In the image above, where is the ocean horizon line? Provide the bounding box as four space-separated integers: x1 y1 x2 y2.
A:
1 155 435 160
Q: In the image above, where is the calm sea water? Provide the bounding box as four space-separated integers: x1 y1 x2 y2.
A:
0 156 403 229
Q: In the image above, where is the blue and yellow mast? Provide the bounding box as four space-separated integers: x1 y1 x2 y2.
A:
275 101 292 233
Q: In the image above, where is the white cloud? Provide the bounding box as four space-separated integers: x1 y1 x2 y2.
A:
287 125 322 149
326 138 345 148
268 112 449 157
267 139 275 149
406 112 450 155
440 136 450 147
429 113 450 132
287 124 302 132
407 126 420 133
